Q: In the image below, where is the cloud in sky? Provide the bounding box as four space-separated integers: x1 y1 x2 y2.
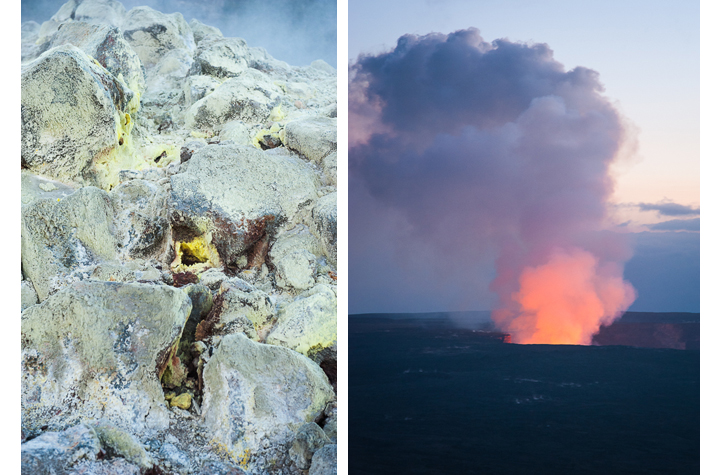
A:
350 28 637 343
637 201 700 217
650 217 700 232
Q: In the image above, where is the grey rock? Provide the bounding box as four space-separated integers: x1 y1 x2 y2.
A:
266 284 337 358
201 333 334 474
158 442 190 468
312 192 337 268
21 281 192 439
121 6 195 70
183 75 220 108
21 45 129 188
247 46 290 72
184 70 282 131
194 36 250 78
34 21 144 111
309 444 337 475
196 267 229 290
169 144 319 267
110 179 171 260
211 279 275 335
189 18 223 44
282 117 337 165
270 225 322 291
21 186 117 301
218 120 251 145
21 424 102 475
288 422 331 470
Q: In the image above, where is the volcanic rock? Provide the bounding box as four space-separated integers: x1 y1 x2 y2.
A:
21 186 117 301
266 284 337 359
288 422 331 470
309 444 337 475
121 6 195 70
201 333 334 474
184 70 283 132
282 117 337 164
21 45 131 188
21 424 102 475
21 281 192 438
168 144 319 268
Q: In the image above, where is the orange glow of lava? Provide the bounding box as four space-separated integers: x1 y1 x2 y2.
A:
503 247 636 345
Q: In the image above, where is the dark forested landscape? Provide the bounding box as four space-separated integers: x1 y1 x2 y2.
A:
349 312 700 474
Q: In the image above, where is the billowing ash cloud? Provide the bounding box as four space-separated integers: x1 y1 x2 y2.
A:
21 0 336 67
350 29 637 343
638 201 700 217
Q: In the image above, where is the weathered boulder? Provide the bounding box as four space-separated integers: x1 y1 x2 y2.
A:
195 279 274 343
247 46 290 73
288 422 331 470
143 48 197 112
189 18 223 45
169 144 319 268
218 120 251 145
183 75 220 108
266 284 337 359
21 424 102 475
312 192 337 268
184 70 282 131
21 45 131 188
270 225 321 291
194 36 250 78
309 445 337 475
21 281 192 438
201 333 334 474
35 21 145 112
110 179 170 260
21 186 117 301
121 6 195 70
282 117 337 165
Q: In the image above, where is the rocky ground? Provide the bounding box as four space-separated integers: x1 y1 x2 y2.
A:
21 1 337 474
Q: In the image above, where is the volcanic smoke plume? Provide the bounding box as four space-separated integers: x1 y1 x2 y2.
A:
349 29 637 344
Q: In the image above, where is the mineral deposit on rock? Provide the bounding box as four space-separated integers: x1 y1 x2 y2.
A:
21 1 336 473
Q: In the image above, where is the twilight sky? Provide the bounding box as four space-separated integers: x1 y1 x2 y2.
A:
349 0 699 319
